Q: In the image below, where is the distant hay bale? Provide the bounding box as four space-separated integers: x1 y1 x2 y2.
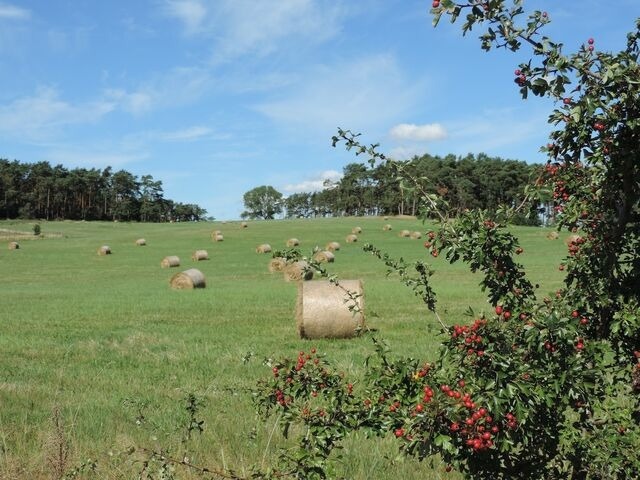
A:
256 243 272 254
326 241 341 251
192 249 209 261
97 245 111 255
346 234 358 243
240 222 248 228
296 280 365 339
170 268 206 289
565 234 582 245
269 257 287 272
135 238 146 246
286 238 300 247
8 241 19 250
161 255 181 268
313 251 335 263
383 224 392 231
410 231 422 239
352 226 362 234
547 231 559 240
284 260 313 282
399 229 411 238
384 216 389 220
213 234 224 242
211 230 222 239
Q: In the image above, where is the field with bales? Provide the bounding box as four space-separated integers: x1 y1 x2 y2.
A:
0 217 568 479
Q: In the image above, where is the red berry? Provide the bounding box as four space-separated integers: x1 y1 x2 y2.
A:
572 310 579 318
563 97 572 105
588 45 594 52
503 311 511 320
458 379 465 388
415 404 424 413
394 428 405 438
588 37 594 45
432 0 440 7
495 305 503 315
514 69 521 76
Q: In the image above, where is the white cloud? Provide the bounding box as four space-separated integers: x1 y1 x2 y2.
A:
105 89 154 115
0 3 30 20
160 126 215 141
389 123 447 141
162 0 207 34
283 170 343 193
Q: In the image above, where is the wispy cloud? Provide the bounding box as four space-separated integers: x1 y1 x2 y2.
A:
389 123 447 141
162 0 207 34
283 170 342 193
0 3 30 20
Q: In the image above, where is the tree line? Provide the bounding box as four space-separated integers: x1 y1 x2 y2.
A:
0 159 208 222
243 153 543 223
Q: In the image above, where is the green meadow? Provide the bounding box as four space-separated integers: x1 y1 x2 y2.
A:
0 218 567 479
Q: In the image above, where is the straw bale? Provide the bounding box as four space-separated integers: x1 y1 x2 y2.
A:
211 230 222 239
383 224 392 231
135 238 146 246
384 216 389 220
192 249 209 261
8 241 19 250
161 255 181 268
326 241 341 252
547 231 559 240
97 245 111 255
296 280 365 339
170 268 206 289
284 260 313 282
313 251 335 263
399 229 411 238
346 234 358 243
269 257 286 272
286 238 300 247
213 234 224 242
352 226 362 234
240 222 248 228
256 243 272 254
410 231 422 239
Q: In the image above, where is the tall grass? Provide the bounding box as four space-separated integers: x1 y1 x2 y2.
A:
0 218 567 479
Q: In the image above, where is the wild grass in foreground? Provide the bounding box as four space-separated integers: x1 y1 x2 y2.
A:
0 218 566 479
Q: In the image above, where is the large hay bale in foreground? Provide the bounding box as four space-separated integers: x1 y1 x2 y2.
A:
170 268 206 289
135 238 146 246
256 243 272 254
286 238 300 247
296 280 365 339
192 249 209 261
346 234 358 243
352 226 362 234
284 261 313 282
313 251 335 263
547 231 559 240
399 229 411 238
383 224 392 231
8 241 19 250
326 241 341 252
213 234 224 242
269 257 287 272
161 256 181 268
410 231 422 239
97 245 111 255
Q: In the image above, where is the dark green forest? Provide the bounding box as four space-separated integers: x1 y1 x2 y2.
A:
0 159 207 222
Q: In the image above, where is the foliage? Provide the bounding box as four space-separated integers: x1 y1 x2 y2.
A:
253 2 640 479
241 185 284 220
0 159 207 222
33 223 41 236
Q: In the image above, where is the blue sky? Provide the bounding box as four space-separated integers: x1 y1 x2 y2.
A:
0 1 637 219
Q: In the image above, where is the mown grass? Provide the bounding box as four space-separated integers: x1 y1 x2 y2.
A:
0 217 568 479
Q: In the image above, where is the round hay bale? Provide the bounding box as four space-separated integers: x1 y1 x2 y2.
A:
135 238 146 246
256 243 272 254
296 280 365 339
161 255 181 268
313 251 335 263
213 234 224 242
97 245 111 255
192 249 209 261
8 241 19 250
352 226 362 234
286 238 300 247
383 224 392 231
268 257 287 272
384 216 389 220
284 261 313 282
326 241 341 252
170 268 206 289
240 222 248 228
399 229 411 238
547 231 559 240
410 231 422 239
211 230 222 239
346 234 358 243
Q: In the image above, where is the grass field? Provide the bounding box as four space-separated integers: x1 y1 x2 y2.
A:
0 217 568 479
